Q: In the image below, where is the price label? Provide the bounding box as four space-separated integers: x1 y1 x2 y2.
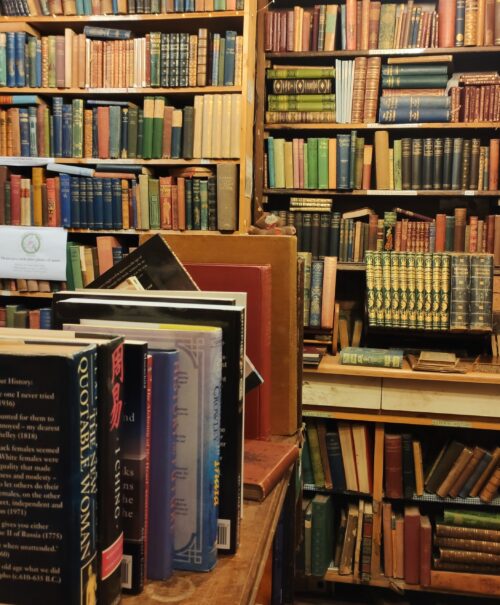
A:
367 189 417 196
464 190 476 196
431 419 471 428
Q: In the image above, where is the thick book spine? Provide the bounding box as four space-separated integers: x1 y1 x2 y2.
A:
450 253 470 330
469 253 493 330
309 260 324 327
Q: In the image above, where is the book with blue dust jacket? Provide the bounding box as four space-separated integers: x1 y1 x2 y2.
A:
0 342 98 605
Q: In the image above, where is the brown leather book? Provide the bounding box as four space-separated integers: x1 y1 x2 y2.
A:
384 433 403 498
488 139 499 190
84 109 93 158
339 503 360 575
403 506 420 584
362 57 381 123
437 547 500 566
496 0 500 44
161 106 173 159
448 446 486 498
436 447 474 498
419 516 432 587
351 57 368 123
360 0 371 48
477 0 486 44
316 420 333 490
494 216 500 267
470 446 500 497
243 439 298 501
433 558 499 574
480 465 500 503
368 1 381 48
413 440 424 496
436 536 500 554
438 0 456 46
453 207 467 252
97 106 110 159
436 522 500 542
464 0 479 45
346 0 358 49
382 501 393 577
435 214 447 253
484 0 495 43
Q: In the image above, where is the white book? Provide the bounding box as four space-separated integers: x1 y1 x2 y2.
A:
211 94 223 158
229 93 241 158
348 59 355 123
201 94 213 158
220 94 232 158
192 95 204 158
335 59 342 123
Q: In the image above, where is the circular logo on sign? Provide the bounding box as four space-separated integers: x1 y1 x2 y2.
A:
21 232 41 254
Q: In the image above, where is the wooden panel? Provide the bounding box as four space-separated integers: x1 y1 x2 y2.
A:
494 292 500 312
430 570 500 595
494 276 500 293
302 374 382 410
382 378 500 418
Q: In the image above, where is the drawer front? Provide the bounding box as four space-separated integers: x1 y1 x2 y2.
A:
382 378 500 418
302 374 382 410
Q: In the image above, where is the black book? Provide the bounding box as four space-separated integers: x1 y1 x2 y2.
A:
461 139 471 190
422 137 433 190
328 211 341 257
311 212 321 259
95 164 144 174
433 138 443 189
52 296 245 556
411 138 423 190
318 212 330 259
442 137 453 190
402 433 416 499
469 138 481 190
302 212 312 253
451 137 464 190
425 440 464 494
294 211 303 251
401 137 412 190
182 106 194 159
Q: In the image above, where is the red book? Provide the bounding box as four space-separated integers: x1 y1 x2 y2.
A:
171 184 179 231
264 12 272 51
404 506 421 584
46 177 57 227
346 0 358 49
489 139 499 191
311 6 320 51
185 263 272 440
438 0 456 46
97 106 110 159
384 434 403 498
487 214 496 253
0 165 9 225
302 9 311 51
9 174 21 226
419 515 432 587
435 213 446 252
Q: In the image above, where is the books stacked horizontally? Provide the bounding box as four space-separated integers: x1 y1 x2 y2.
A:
266 66 336 124
0 0 243 16
264 5 338 52
0 165 238 232
303 419 373 494
365 250 494 331
0 94 241 160
378 57 451 124
384 433 500 502
449 71 500 123
373 134 500 191
0 26 243 89
335 57 381 124
0 304 52 328
381 503 432 585
433 509 500 574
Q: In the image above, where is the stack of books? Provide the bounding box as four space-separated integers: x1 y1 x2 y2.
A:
379 57 451 124
0 94 241 160
303 419 373 494
450 71 500 123
0 26 243 89
365 250 494 331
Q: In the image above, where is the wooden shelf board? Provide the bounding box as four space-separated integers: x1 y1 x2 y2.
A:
123 470 291 605
265 122 500 130
68 228 226 235
337 263 366 271
323 569 500 597
0 86 242 95
55 158 239 165
303 406 500 430
0 290 53 298
304 354 500 384
0 11 244 23
264 188 500 197
266 46 500 59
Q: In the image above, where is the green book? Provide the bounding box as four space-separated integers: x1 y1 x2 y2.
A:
200 179 208 230
307 138 319 189
306 422 325 487
68 242 83 289
127 106 138 159
348 130 357 189
304 500 313 576
302 437 315 485
469 254 493 330
354 137 364 190
141 97 155 160
393 139 402 190
5 304 20 328
311 494 334 577
28 36 37 88
415 252 425 329
108 105 121 159
461 139 471 190
303 142 309 189
218 38 225 87
48 36 56 88
268 94 335 103
411 138 423 190
401 138 412 190
381 74 449 88
149 32 161 87
431 253 442 331
152 96 165 159
378 3 397 49
0 39 6 85
267 99 336 111
440 253 451 329
444 510 500 530
390 251 400 327
398 251 409 328
373 251 384 327
381 251 392 327
382 64 449 76
423 252 433 330
365 251 376 327
148 177 160 229
317 138 329 190
422 138 433 190
136 109 144 159
339 347 404 368
71 98 83 158
266 68 335 79
274 138 285 188
406 252 416 329
433 138 444 189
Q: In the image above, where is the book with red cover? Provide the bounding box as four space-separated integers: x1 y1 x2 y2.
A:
243 439 299 501
404 506 421 584
185 262 272 440
384 434 403 498
420 515 432 587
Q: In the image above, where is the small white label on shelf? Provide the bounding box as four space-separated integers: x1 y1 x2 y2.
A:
432 419 472 428
367 189 417 196
0 156 52 166
464 190 476 196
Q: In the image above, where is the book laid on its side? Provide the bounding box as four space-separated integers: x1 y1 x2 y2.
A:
0 342 98 605
52 296 243 556
62 320 223 572
243 439 299 501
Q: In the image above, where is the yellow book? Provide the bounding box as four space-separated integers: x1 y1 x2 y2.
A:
235 36 244 87
31 167 44 227
64 28 74 88
220 94 232 159
374 130 390 189
389 147 394 190
211 94 223 159
192 95 204 159
121 179 130 230
229 94 241 159
201 94 213 159
413 440 424 496
328 138 337 189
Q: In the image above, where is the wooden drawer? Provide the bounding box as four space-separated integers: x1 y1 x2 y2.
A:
302 374 382 410
381 378 500 418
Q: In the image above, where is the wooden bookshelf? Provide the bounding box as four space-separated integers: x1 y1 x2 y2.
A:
122 467 292 605
0 11 245 22
0 290 53 298
265 122 500 130
0 86 242 95
263 188 500 197
266 46 500 59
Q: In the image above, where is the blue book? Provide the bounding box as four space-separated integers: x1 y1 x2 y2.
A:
102 178 113 229
6 32 15 87
35 39 42 87
92 107 98 158
455 0 466 46
19 108 30 156
185 178 193 230
59 173 72 227
174 0 184 10
200 179 208 231
83 26 132 39
267 137 275 188
325 431 346 492
14 32 26 87
211 33 220 86
378 106 450 124
309 260 323 327
336 134 351 190
70 176 81 228
0 344 99 605
85 177 94 229
62 103 73 158
349 130 357 189
52 97 63 158
28 106 37 156
379 96 451 111
83 0 92 14
111 178 122 229
223 31 237 86
75 0 84 13
147 349 179 580
39 307 52 328
171 122 182 159
79 177 87 227
24 42 30 88
459 451 493 498
93 178 104 229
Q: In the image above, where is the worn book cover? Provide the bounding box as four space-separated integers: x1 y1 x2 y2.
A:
243 439 298 501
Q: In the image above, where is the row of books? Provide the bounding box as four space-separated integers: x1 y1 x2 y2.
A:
365 250 494 331
0 0 243 16
266 133 500 191
0 304 52 327
0 93 241 159
385 433 500 503
0 164 238 230
0 27 243 89
450 73 500 123
304 419 373 495
266 0 500 53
